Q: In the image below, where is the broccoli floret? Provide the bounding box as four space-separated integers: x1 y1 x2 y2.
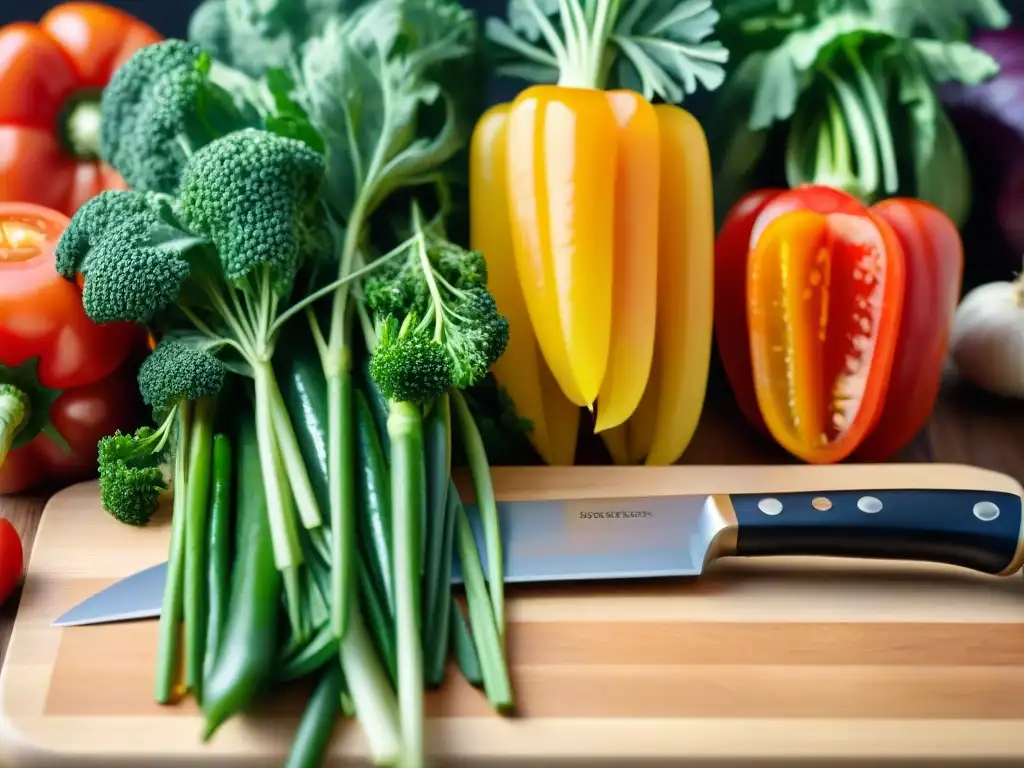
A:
369 313 452 404
179 128 331 292
138 340 226 418
365 220 509 400
100 39 264 195
443 286 509 386
97 427 170 526
436 246 487 288
56 129 329 327
96 342 225 526
55 191 204 324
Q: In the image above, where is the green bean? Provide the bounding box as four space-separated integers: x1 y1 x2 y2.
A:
355 389 393 613
358 550 397 686
426 479 461 685
283 662 344 768
202 411 282 739
422 394 451 685
202 433 233 687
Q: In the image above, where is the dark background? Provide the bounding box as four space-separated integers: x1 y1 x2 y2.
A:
5 0 1024 38
7 1 208 34
5 0 504 31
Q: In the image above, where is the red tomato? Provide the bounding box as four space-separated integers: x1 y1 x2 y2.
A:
0 518 23 607
0 202 143 494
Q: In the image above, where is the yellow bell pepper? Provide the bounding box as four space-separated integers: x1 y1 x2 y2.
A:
473 0 728 464
601 107 715 465
470 105 580 465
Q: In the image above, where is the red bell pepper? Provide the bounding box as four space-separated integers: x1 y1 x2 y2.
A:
0 3 161 216
0 203 143 494
852 199 963 462
716 185 962 463
714 188 782 435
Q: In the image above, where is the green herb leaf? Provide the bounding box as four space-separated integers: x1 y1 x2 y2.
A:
261 68 328 153
485 0 729 100
863 0 1009 39
893 49 971 225
611 0 730 102
296 0 476 221
896 49 938 172
911 39 1000 85
188 0 355 77
916 107 971 226
746 12 891 130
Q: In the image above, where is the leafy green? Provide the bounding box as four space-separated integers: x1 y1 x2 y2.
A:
486 0 729 99
295 0 476 224
863 0 1009 39
714 0 1008 224
188 0 356 77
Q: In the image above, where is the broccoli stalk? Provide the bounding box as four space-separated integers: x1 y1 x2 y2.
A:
0 384 29 471
386 390 428 767
93 340 225 702
156 401 192 704
288 0 476 649
56 128 346 633
362 206 510 766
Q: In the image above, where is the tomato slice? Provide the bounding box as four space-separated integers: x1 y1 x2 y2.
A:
0 202 138 389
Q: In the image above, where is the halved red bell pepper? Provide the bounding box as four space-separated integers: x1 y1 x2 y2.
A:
714 188 782 435
0 203 143 494
0 3 161 215
715 185 868 436
852 199 963 462
716 184 962 463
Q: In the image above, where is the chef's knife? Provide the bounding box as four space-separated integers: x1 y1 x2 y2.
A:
53 487 1024 627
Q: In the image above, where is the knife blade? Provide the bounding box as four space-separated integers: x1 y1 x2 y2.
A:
52 486 1024 627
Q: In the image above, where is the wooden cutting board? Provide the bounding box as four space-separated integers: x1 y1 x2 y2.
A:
4 463 1024 766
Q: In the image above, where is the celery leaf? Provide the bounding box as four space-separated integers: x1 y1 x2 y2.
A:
911 39 1000 85
611 0 730 102
485 0 729 101
188 0 354 77
295 0 476 222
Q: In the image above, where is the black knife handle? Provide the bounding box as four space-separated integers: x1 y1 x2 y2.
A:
731 489 1023 575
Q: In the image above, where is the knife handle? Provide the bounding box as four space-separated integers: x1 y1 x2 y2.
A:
729 489 1024 575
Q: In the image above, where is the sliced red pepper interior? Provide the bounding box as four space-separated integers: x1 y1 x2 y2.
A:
748 208 905 463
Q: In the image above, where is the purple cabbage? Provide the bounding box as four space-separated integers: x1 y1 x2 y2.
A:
942 29 1024 285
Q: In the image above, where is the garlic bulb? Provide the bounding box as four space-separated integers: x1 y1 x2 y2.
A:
949 273 1024 398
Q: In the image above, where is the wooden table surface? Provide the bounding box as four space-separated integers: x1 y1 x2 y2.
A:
2 371 1023 674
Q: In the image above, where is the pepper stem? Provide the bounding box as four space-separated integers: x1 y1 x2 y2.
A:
0 384 30 469
62 94 103 162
